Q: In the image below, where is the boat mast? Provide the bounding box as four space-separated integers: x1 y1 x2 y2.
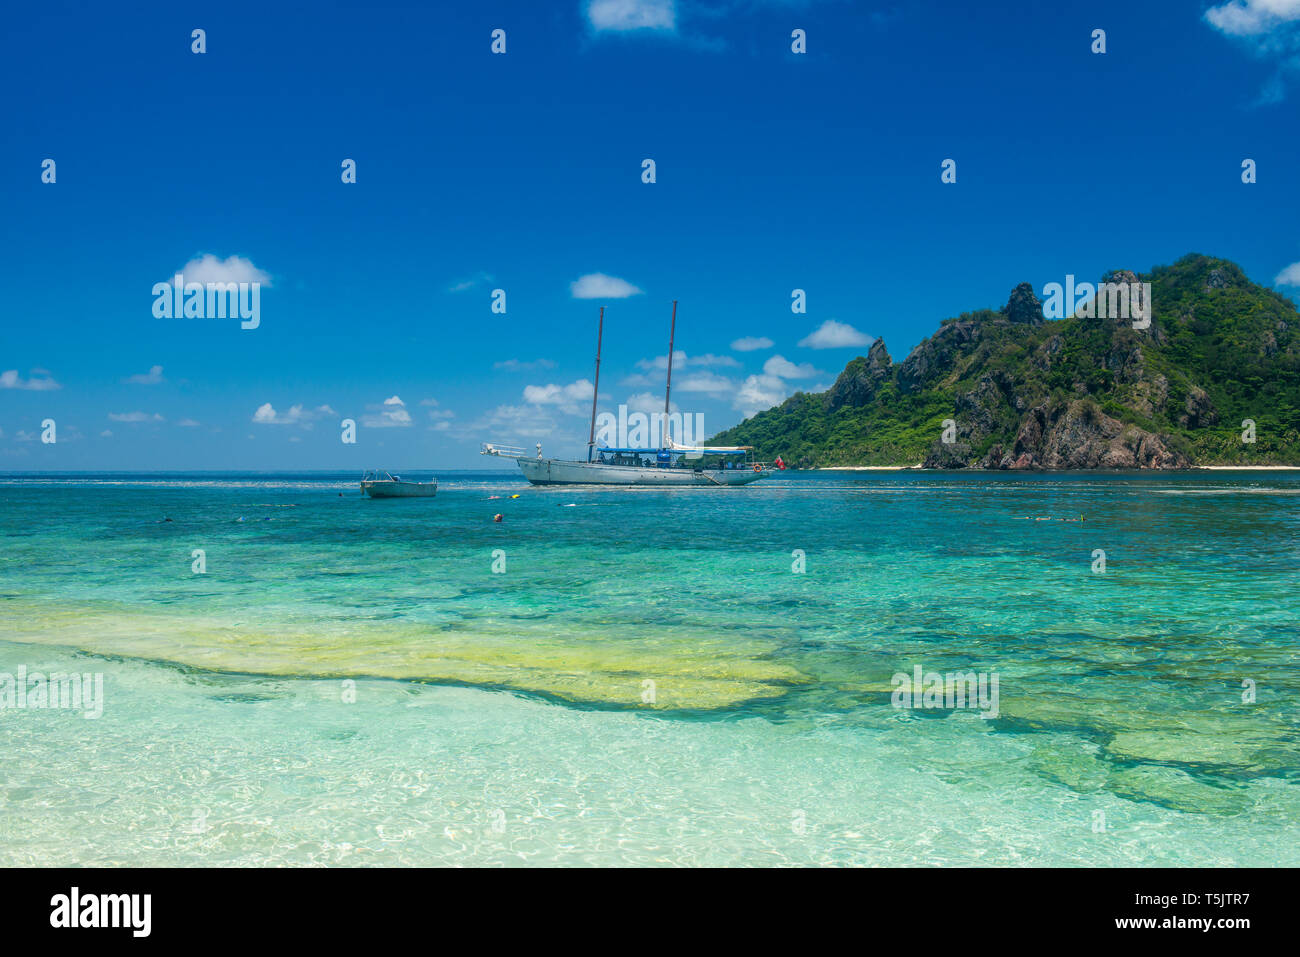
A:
587 306 604 462
663 299 677 448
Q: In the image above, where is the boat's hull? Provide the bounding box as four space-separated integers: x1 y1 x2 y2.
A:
361 481 438 498
517 457 766 486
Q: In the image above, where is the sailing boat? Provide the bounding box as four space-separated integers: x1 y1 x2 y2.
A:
482 302 780 486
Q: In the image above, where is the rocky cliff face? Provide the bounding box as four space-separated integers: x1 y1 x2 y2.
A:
925 400 1190 469
898 315 984 394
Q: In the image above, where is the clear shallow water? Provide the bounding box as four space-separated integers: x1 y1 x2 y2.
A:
1 469 1297 865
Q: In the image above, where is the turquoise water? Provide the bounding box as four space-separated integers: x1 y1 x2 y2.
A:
1 469 1297 865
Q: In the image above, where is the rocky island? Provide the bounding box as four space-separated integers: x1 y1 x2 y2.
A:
711 254 1300 469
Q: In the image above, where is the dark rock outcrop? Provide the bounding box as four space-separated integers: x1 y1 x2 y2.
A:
826 339 891 411
1130 374 1169 417
985 401 1189 469
924 440 972 469
1179 386 1218 429
948 400 1190 470
898 317 981 394
1104 341 1145 384
953 372 1014 441
1003 282 1044 325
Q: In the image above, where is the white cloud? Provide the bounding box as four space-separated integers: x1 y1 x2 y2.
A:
469 403 569 443
635 351 739 371
1205 1 1300 102
694 353 739 367
100 430 112 437
172 253 271 288
494 358 557 372
570 272 644 299
731 336 774 352
449 271 493 292
1206 0 1300 36
177 418 200 427
0 369 61 391
763 355 820 378
108 411 164 423
365 409 411 428
513 379 599 419
586 0 676 32
725 352 824 417
123 364 165 385
251 402 335 426
419 398 455 422
362 395 413 428
674 371 735 395
522 379 595 410
733 373 791 418
626 392 678 415
1276 260 1300 286
797 319 874 349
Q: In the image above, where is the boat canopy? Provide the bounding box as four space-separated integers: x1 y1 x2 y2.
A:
664 439 754 454
596 446 750 456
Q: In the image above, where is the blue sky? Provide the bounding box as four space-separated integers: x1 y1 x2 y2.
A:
3 0 1299 469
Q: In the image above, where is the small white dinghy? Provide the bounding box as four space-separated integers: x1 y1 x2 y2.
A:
360 470 438 498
